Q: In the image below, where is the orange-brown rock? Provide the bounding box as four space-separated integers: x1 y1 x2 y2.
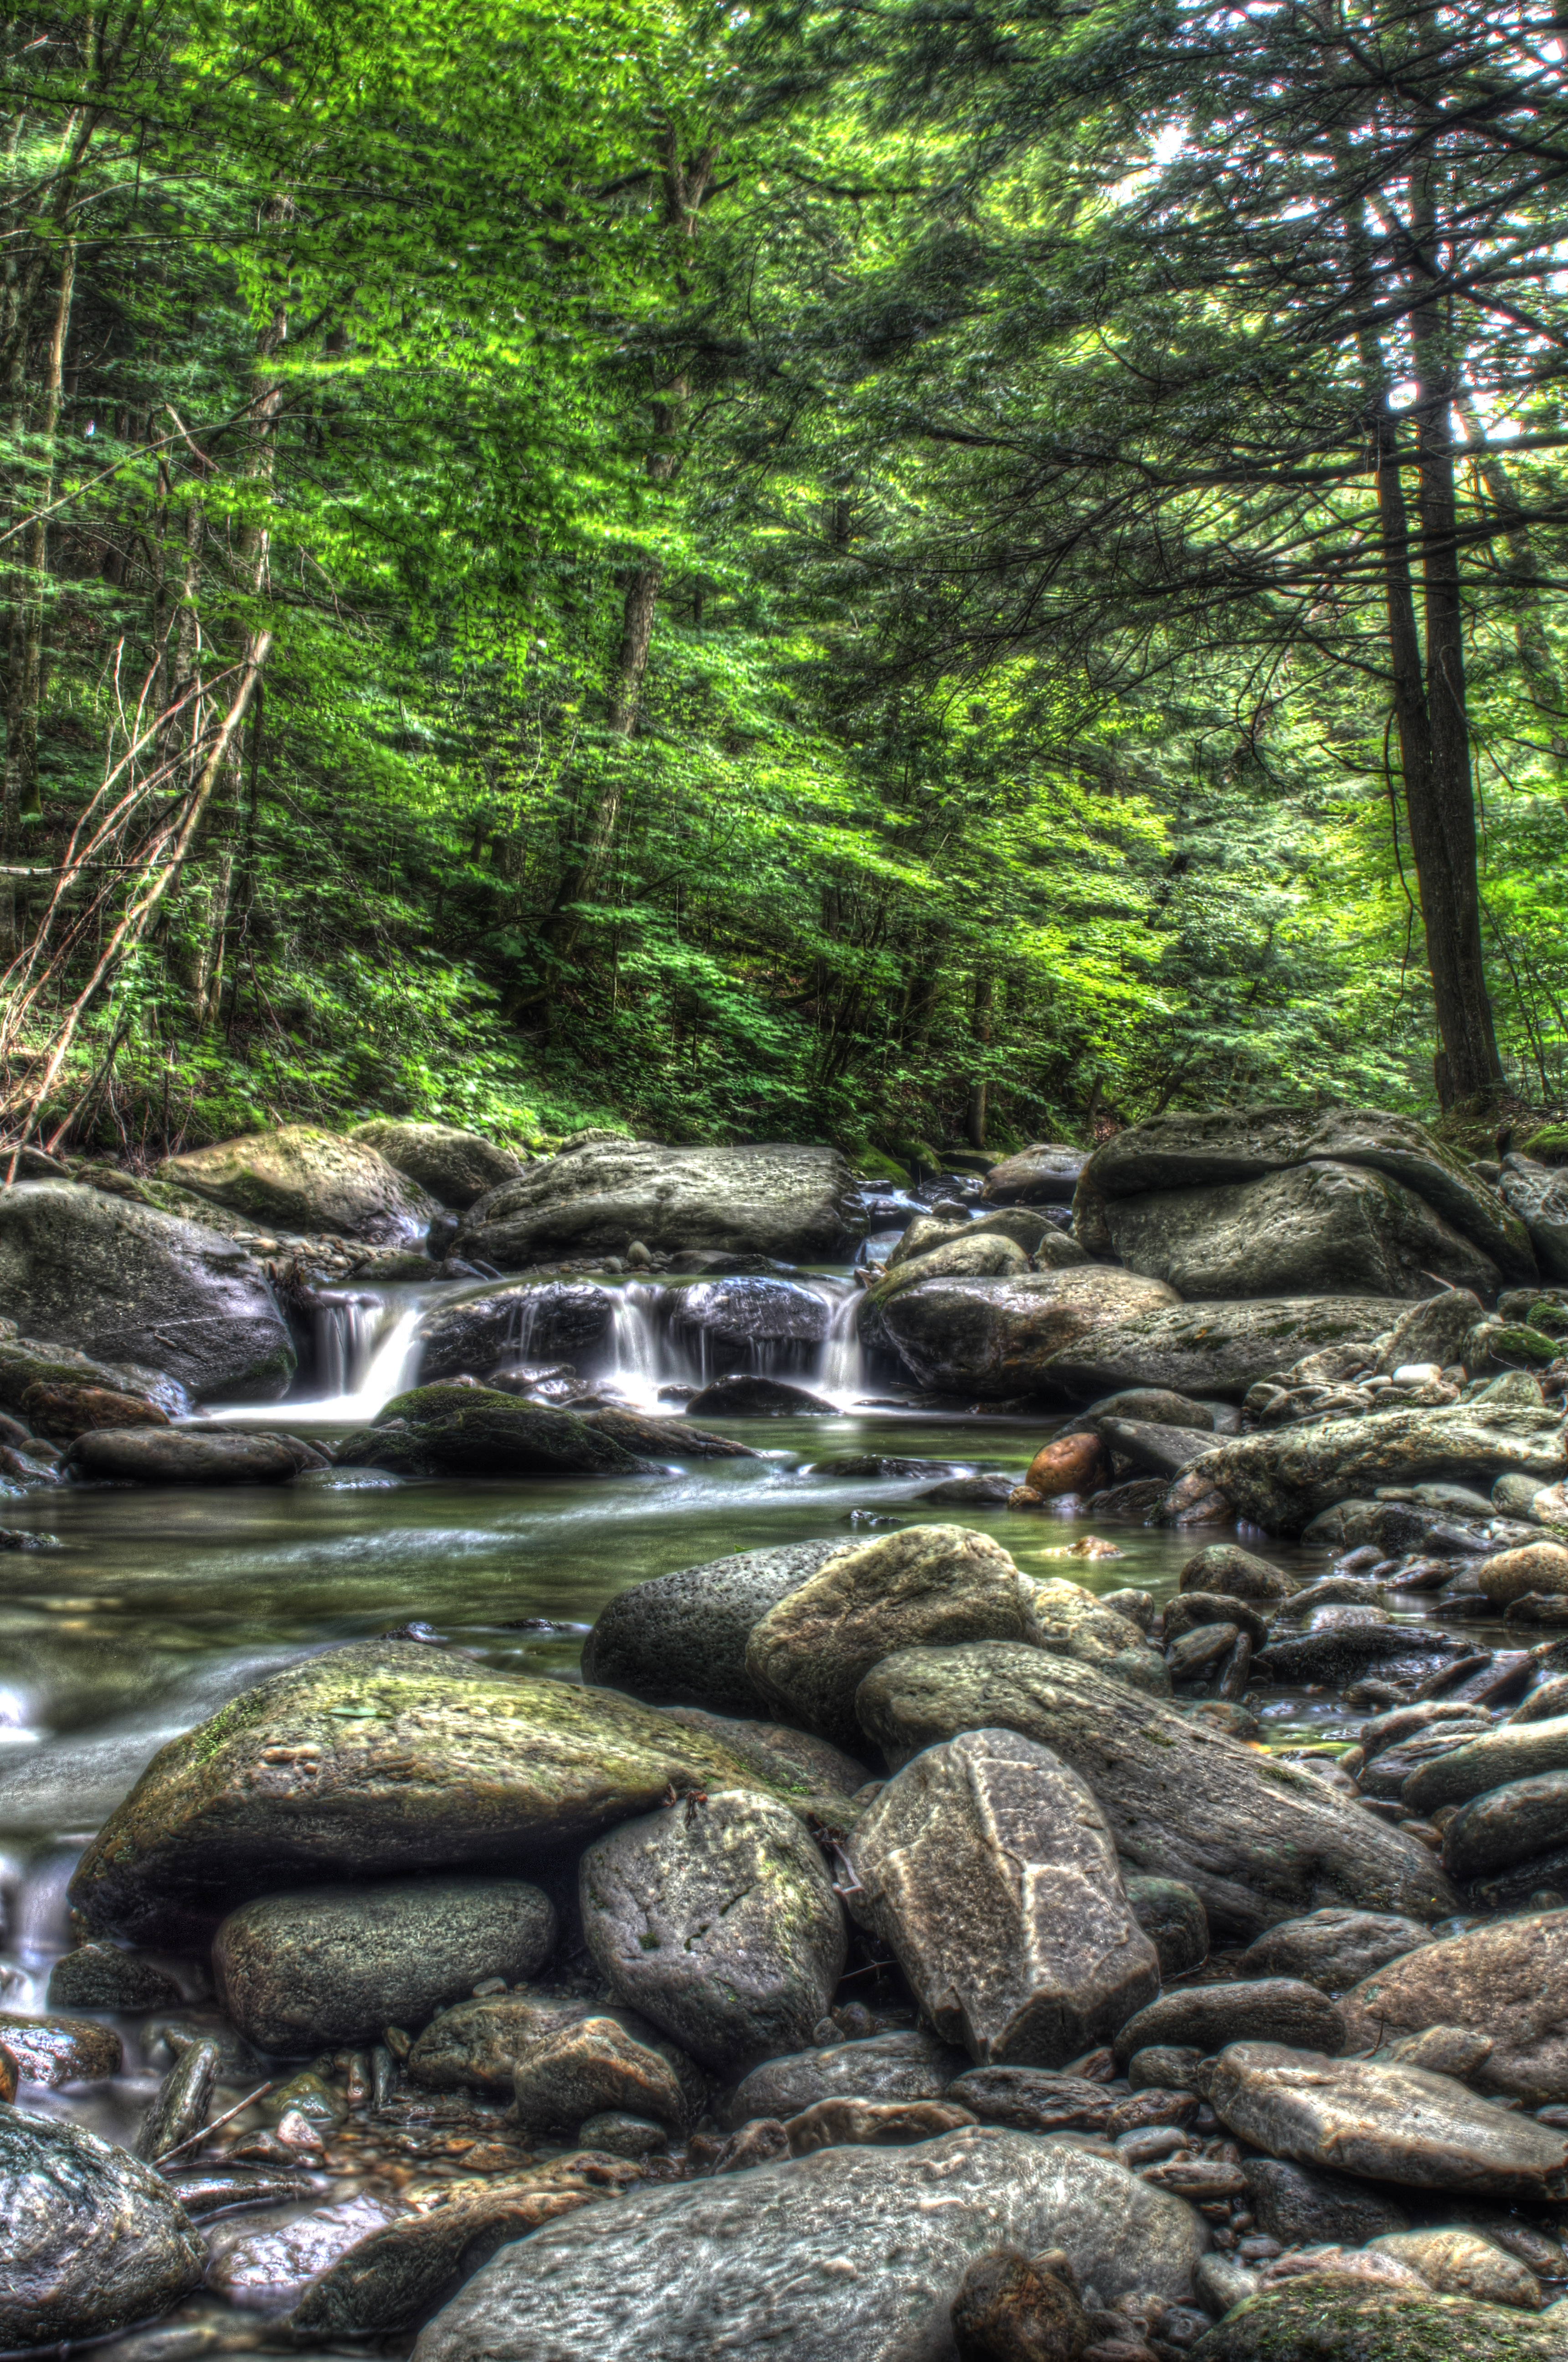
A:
1023 1434 1107 1499
20 1381 169 1441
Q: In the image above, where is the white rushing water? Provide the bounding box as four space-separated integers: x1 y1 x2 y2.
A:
208 1295 429 1427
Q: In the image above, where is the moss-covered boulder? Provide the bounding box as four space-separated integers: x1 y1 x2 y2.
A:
335 1385 653 1477
1039 1298 1414 1403
67 1640 850 1944
349 1120 526 1209
159 1124 439 1243
1193 2276 1568 2362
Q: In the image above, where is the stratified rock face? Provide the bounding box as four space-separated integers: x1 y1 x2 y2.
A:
847 1728 1159 2066
580 1793 845 2075
349 1120 525 1210
410 2128 1208 2362
1338 1910 1568 2106
214 1877 559 2053
1177 1399 1568 1536
1194 2281 1568 2362
455 1140 858 1265
1106 1161 1503 1301
871 1269 1178 1398
721 2028 971 2130
1200 2040 1568 2198
582 1542 845 1717
1499 1156 1568 1284
414 1284 614 1384
1038 1296 1413 1402
159 1125 440 1243
982 1144 1088 1205
1080 1105 1535 1280
854 1643 1456 1940
0 1184 295 1403
746 1527 1041 1752
1 2108 206 2348
68 1640 845 1945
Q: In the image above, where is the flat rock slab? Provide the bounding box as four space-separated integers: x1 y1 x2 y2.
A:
2 2106 206 2347
582 1541 844 1717
68 1640 847 1945
853 1643 1456 1940
1202 2041 1568 2197
1191 2279 1568 2362
338 1386 653 1479
722 2028 970 2130
1338 1910 1568 2106
65 1425 325 1485
847 1728 1159 2066
213 1876 558 2053
410 2127 1209 2362
455 1140 858 1264
207 2191 405 2312
1038 1297 1412 1402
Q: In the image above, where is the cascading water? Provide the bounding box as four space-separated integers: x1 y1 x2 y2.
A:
208 1292 431 1426
817 1285 867 1404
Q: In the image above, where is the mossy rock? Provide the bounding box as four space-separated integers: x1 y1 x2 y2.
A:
1523 1125 1568 1166
1489 1323 1564 1368
336 1384 652 1477
852 1147 912 1187
1194 2277 1568 2362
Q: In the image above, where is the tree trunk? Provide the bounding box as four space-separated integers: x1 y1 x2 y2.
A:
966 970 992 1149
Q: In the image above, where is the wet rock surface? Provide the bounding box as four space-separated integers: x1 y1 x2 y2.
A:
456 1139 858 1263
582 1539 844 1715
1 2108 207 2347
722 2027 972 2128
1337 1910 1568 2104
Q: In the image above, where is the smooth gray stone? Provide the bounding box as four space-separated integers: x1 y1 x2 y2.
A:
1202 2040 1568 2197
214 1876 559 2053
1257 1624 1457 1682
1241 2154 1409 2246
1 2107 206 2346
1125 1876 1209 1976
721 2028 968 2131
866 1269 1178 1399
349 1119 524 1211
1235 1908 1434 1993
135 2036 219 2162
581 1541 845 1716
1404 1716 1568 1817
1445 1771 1568 1884
409 2127 1209 2362
1338 1910 1568 2106
1039 1296 1413 1403
455 1140 859 1264
1113 1980 1343 2066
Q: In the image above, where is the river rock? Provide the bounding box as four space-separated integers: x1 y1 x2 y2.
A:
684 1373 840 1415
869 1269 1179 1399
983 1145 1088 1205
1200 2041 1568 2196
1 2108 206 2347
854 1643 1455 1939
1370 2228 1543 2310
21 1379 166 1440
661 1707 869 1795
1379 1292 1490 1375
668 1276 834 1369
1163 1593 1270 1650
1178 1398 1568 1537
0 2013 123 2085
1443 1772 1568 1888
160 1124 439 1243
1126 1876 1209 1975
213 1875 559 2053
406 1992 596 2092
336 1384 653 1477
1338 1910 1568 2105
1499 1158 1568 1284
949 2247 1092 2361
1039 1297 1413 1402
869 1233 1033 1308
1081 1107 1535 1278
64 1423 327 1485
510 2015 694 2132
847 1729 1159 2066
414 1283 614 1383
1192 2280 1568 2362
582 1541 844 1717
350 1120 525 1210
0 1184 296 1402
1478 1542 1568 1606
1098 1417 1215 1478
890 1207 1069 1265
722 2027 970 2129
1257 1623 1456 1683
1403 1718 1568 1817
410 2127 1208 2362
1241 2156 1410 2247
46 1943 182 2011
1105 1160 1503 1300
1112 1981 1343 2066
1234 1908 1433 1991
580 1792 845 2075
207 2190 406 2311
746 1526 1041 1751
1180 1543 1299 1603
1027 1580 1171 1694
455 1140 857 1264
283 2185 604 2338
69 1639 847 1944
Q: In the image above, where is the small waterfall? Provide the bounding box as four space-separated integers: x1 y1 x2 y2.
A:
314 1294 384 1397
207 1297 427 1427
607 1284 662 1409
818 1286 867 1404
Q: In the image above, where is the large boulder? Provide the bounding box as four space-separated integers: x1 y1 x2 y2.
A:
67 1640 849 1945
1079 1106 1535 1281
213 1876 559 2053
867 1233 1032 1305
854 1643 1456 1939
409 2128 1208 2362
2 2108 206 2347
745 1527 1042 1751
581 1541 846 1717
1338 1910 1568 2106
0 1184 295 1403
1193 2280 1568 2362
847 1728 1159 2065
866 1269 1178 1398
1499 1156 1568 1283
1105 1161 1503 1300
1177 1399 1568 1536
349 1120 525 1210
413 1284 614 1384
64 1424 326 1485
159 1125 439 1243
981 1144 1088 1205
581 1792 845 2075
1200 2040 1568 2198
1038 1296 1413 1401
455 1140 857 1265
334 1385 653 1478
